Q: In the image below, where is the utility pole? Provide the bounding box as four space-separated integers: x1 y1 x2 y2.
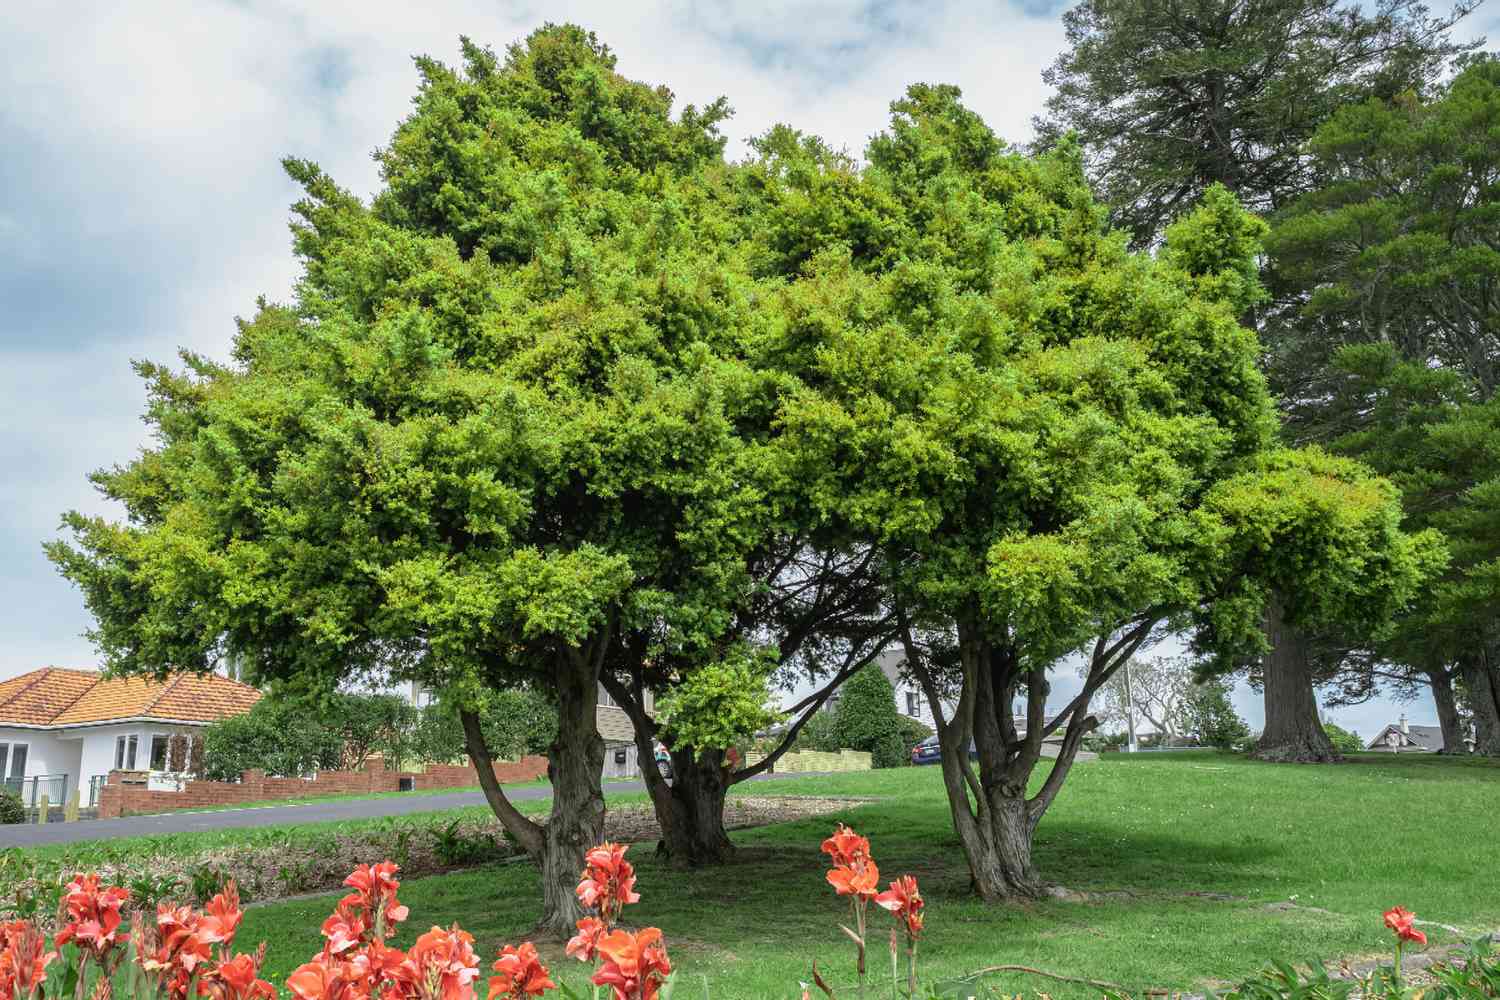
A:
1123 657 1139 753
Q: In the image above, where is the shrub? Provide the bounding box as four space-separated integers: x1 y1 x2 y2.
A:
1184 678 1252 750
897 715 934 754
0 791 23 825
791 711 841 753
833 664 908 768
1325 722 1365 755
412 688 558 765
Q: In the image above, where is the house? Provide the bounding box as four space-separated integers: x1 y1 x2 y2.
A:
1366 714 1448 753
0 667 261 807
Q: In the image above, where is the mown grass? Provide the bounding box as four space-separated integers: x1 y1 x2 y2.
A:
225 753 1500 999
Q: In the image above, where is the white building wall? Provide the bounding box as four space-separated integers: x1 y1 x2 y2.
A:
0 727 81 781
74 723 171 788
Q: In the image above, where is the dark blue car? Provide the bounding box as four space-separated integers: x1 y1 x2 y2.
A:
910 735 979 765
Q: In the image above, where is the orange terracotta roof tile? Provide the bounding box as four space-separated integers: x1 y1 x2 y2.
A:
0 668 261 727
0 668 99 726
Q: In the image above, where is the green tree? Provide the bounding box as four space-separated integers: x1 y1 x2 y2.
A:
199 700 343 782
328 693 417 771
46 26 766 934
832 664 907 768
753 85 1437 900
1265 59 1500 755
1324 721 1366 753
1035 0 1476 245
1182 678 1252 750
413 688 558 765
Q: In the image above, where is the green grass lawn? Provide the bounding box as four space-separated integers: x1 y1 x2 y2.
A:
228 752 1500 999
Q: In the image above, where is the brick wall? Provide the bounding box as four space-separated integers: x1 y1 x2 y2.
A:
95 755 548 818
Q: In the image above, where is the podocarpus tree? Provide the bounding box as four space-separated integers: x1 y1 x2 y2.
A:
47 27 774 935
750 85 1435 899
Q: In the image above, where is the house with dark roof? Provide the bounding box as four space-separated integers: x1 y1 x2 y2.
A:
1366 714 1446 753
0 667 261 807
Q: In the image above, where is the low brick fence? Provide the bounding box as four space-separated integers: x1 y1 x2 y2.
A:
96 756 548 818
744 749 871 773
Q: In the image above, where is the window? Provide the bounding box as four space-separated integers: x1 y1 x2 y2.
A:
906 691 921 717
150 735 170 771
115 735 138 770
8 745 25 779
597 684 616 709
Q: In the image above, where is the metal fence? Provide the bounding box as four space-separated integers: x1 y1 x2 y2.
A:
1 774 69 808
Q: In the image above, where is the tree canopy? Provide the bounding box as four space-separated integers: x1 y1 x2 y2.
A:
1036 0 1476 245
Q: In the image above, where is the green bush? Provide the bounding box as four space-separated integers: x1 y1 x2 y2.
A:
411 688 557 765
1325 722 1365 755
833 664 908 768
791 711 841 753
898 715 933 754
0 792 24 825
1184 678 1252 750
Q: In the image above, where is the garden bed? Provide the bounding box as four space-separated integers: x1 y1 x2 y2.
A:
0 795 862 919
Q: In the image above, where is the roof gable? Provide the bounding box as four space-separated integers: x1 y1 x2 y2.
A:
0 668 261 727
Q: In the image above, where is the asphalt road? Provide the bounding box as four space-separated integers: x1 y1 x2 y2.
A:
0 772 804 848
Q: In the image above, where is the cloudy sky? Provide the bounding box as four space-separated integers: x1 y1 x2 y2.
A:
2 0 1483 740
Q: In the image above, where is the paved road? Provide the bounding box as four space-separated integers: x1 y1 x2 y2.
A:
0 772 807 848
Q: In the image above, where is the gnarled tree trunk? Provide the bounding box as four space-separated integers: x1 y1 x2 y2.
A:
908 614 1155 902
1427 666 1466 754
1254 598 1339 762
463 651 606 938
1458 651 1500 757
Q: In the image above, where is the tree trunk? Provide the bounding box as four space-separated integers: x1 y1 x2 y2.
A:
1458 652 1500 757
535 664 607 936
1427 667 1466 754
655 748 734 866
1254 598 1339 762
464 659 606 939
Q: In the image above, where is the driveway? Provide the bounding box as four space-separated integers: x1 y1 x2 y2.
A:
0 772 808 848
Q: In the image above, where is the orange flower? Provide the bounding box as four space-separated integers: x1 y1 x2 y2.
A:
1383 906 1427 946
54 873 130 959
488 942 556 998
820 824 871 868
141 903 215 978
874 876 924 940
286 955 370 1000
200 882 245 953
321 899 372 955
826 858 880 901
407 925 481 1000
565 917 605 963
575 843 641 923
0 920 57 999
200 952 277 1000
591 928 672 1000
342 862 410 933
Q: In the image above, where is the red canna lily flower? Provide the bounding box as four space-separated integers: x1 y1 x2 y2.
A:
565 917 606 963
0 919 57 999
591 928 673 1000
200 952 277 1000
54 873 131 959
874 876 924 941
286 955 371 1000
575 843 641 924
1383 906 1427 946
487 942 556 998
407 924 481 1000
826 858 881 901
200 881 245 953
342 862 410 936
820 825 871 868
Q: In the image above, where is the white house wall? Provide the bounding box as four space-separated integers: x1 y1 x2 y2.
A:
0 727 80 783
74 722 173 790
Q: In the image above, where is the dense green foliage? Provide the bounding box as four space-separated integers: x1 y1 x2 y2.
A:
1035 0 1474 244
0 792 24 826
199 692 415 780
832 664 907 769
1182 678 1252 750
410 688 558 764
1324 722 1366 754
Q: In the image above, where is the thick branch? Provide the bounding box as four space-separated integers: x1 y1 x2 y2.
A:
461 708 545 856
